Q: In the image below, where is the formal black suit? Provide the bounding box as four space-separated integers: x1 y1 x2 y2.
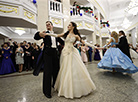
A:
33 31 64 96
116 36 132 60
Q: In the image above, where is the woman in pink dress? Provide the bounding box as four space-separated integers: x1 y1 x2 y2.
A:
81 44 89 63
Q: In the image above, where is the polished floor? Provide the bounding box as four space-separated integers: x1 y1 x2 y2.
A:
0 59 138 102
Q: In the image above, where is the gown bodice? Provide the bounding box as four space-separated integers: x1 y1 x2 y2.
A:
111 37 118 46
65 36 76 44
2 48 11 57
62 36 76 56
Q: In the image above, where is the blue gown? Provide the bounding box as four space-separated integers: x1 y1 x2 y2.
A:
98 37 138 73
0 48 16 75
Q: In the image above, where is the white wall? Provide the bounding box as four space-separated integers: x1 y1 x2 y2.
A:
131 28 137 47
0 39 4 45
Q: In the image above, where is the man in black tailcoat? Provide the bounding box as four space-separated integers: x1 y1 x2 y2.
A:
116 30 132 61
33 21 64 98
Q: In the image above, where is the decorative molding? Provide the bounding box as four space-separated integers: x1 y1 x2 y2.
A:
24 9 34 21
85 23 93 29
51 17 62 25
76 22 83 27
101 33 109 37
0 4 18 14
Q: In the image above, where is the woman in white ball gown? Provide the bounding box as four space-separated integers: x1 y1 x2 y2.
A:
44 22 96 99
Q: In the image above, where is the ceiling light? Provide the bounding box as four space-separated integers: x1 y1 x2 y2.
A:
121 17 132 29
125 0 138 15
15 30 26 36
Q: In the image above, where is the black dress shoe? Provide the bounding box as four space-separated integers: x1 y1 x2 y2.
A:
45 94 52 98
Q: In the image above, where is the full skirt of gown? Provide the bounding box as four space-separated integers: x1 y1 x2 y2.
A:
130 49 138 59
98 47 138 73
0 57 16 75
54 46 96 99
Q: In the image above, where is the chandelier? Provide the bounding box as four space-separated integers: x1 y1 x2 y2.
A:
121 17 132 29
15 28 26 36
125 0 138 15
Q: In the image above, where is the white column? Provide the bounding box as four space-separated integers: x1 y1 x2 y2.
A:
136 26 138 45
35 0 49 45
131 28 136 47
97 11 102 57
62 0 70 32
92 8 96 45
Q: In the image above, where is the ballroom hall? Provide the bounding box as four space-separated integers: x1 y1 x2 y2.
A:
0 0 138 102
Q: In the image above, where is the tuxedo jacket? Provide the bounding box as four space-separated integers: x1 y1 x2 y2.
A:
116 36 131 59
33 31 64 76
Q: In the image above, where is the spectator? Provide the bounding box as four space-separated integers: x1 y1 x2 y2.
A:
0 42 16 75
15 43 24 73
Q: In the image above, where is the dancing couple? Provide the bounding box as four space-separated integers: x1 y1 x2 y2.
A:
34 21 96 99
98 31 138 74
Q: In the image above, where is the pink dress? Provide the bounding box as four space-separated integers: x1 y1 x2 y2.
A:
81 46 89 62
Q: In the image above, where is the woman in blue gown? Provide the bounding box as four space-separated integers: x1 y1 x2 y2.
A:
0 43 16 75
98 31 138 74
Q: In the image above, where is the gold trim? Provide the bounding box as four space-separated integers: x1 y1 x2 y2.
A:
24 9 34 21
0 5 17 13
85 23 93 29
16 28 25 30
76 22 82 27
102 33 109 37
51 18 61 25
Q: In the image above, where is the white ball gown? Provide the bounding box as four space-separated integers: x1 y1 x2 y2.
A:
54 36 96 99
130 48 138 59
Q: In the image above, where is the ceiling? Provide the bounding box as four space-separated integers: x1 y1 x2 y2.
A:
70 0 89 5
107 0 132 29
0 34 8 39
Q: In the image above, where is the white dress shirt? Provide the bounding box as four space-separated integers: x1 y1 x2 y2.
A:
49 31 57 48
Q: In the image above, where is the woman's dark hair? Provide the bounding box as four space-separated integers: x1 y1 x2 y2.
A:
119 30 125 36
1 44 4 48
20 42 23 46
63 22 82 40
28 42 31 47
36 45 40 49
4 42 9 47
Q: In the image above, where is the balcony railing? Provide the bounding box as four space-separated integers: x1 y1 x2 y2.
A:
49 0 62 13
70 6 80 16
70 6 92 18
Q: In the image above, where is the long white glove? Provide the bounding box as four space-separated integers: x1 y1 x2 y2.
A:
103 44 107 48
46 33 58 37
84 42 97 48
